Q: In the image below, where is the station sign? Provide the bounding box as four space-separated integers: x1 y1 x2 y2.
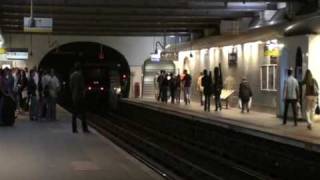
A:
6 48 29 60
150 50 161 62
24 17 53 33
160 51 178 61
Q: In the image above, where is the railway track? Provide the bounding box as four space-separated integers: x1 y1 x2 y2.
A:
87 112 274 180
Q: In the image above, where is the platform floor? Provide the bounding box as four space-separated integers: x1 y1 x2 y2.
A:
0 107 165 180
128 98 320 152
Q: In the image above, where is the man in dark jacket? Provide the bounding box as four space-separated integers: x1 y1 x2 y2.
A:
69 63 89 133
157 70 166 103
213 66 223 111
168 73 176 104
182 69 192 105
201 70 212 112
239 77 253 113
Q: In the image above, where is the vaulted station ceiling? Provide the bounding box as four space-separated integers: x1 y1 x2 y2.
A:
0 0 314 36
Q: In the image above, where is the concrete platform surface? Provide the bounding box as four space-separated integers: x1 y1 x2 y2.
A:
0 107 165 180
127 98 320 152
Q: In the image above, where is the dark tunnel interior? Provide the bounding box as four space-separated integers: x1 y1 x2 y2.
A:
39 42 130 112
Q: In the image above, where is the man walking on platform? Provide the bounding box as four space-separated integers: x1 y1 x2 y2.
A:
197 72 204 106
283 68 300 126
201 70 212 112
69 63 89 133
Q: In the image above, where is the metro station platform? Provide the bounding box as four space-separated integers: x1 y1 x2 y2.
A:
0 107 165 180
125 98 320 152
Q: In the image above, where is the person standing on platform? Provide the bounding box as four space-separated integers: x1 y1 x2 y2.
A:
154 73 160 101
239 77 253 113
301 69 319 130
47 69 60 121
69 63 89 133
169 73 176 104
41 70 51 120
213 66 223 111
2 68 14 97
283 68 300 126
27 69 38 121
202 70 212 112
158 70 168 103
182 69 192 105
175 74 181 104
197 72 204 106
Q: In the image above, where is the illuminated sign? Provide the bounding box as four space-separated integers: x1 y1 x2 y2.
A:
24 17 53 33
264 39 282 58
6 48 29 60
264 48 280 57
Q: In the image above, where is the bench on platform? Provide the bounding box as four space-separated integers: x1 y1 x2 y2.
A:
214 89 235 109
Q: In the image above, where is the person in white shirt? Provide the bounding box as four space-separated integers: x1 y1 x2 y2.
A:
41 70 52 120
47 69 60 121
283 68 300 126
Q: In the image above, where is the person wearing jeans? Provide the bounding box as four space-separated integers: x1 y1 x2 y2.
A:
283 69 300 126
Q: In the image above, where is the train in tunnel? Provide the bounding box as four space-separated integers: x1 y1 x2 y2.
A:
39 42 130 111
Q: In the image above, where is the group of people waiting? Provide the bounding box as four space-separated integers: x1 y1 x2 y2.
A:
0 67 60 124
155 69 192 105
197 66 253 113
197 66 225 112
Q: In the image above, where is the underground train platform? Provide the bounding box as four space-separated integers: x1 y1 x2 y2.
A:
3 1 320 179
0 107 167 180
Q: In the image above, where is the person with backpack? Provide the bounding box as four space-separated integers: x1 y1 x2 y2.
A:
301 69 319 130
239 77 253 113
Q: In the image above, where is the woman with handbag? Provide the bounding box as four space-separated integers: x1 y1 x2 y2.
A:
301 69 319 130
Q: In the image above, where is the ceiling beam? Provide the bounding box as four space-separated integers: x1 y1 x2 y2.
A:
0 18 220 25
1 12 254 20
1 3 276 11
2 30 193 36
0 13 230 22
0 1 289 7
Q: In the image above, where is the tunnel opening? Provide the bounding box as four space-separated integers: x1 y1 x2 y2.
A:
39 41 130 112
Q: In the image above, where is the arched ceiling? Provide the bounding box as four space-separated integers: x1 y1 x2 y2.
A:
0 0 313 36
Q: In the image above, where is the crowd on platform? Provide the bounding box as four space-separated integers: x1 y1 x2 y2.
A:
155 67 320 130
155 65 252 113
0 67 60 124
